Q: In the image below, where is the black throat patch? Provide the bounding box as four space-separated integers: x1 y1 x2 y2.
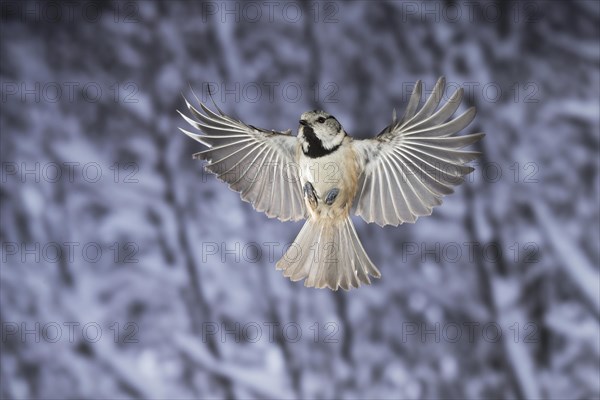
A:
302 126 343 158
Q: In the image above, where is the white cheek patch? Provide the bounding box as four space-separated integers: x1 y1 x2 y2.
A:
321 131 344 150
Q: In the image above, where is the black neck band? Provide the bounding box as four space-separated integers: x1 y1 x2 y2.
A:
302 126 343 158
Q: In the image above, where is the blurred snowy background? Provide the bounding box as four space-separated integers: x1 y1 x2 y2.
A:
1 1 599 399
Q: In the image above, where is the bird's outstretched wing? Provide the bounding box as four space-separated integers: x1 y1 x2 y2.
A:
178 96 306 222
353 77 484 227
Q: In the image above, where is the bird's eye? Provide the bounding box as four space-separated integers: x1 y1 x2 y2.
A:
317 117 326 123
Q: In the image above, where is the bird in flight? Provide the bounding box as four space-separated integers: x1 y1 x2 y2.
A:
178 77 483 291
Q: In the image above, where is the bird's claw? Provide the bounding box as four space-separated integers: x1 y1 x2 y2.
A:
325 188 340 206
303 182 318 209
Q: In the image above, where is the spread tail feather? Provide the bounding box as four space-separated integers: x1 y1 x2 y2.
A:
276 217 381 290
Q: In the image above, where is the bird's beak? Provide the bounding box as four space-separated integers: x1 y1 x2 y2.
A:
299 119 308 126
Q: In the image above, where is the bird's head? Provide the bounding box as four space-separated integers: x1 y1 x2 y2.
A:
298 110 346 155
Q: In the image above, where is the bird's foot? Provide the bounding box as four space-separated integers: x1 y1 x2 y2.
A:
325 188 340 206
303 182 318 209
